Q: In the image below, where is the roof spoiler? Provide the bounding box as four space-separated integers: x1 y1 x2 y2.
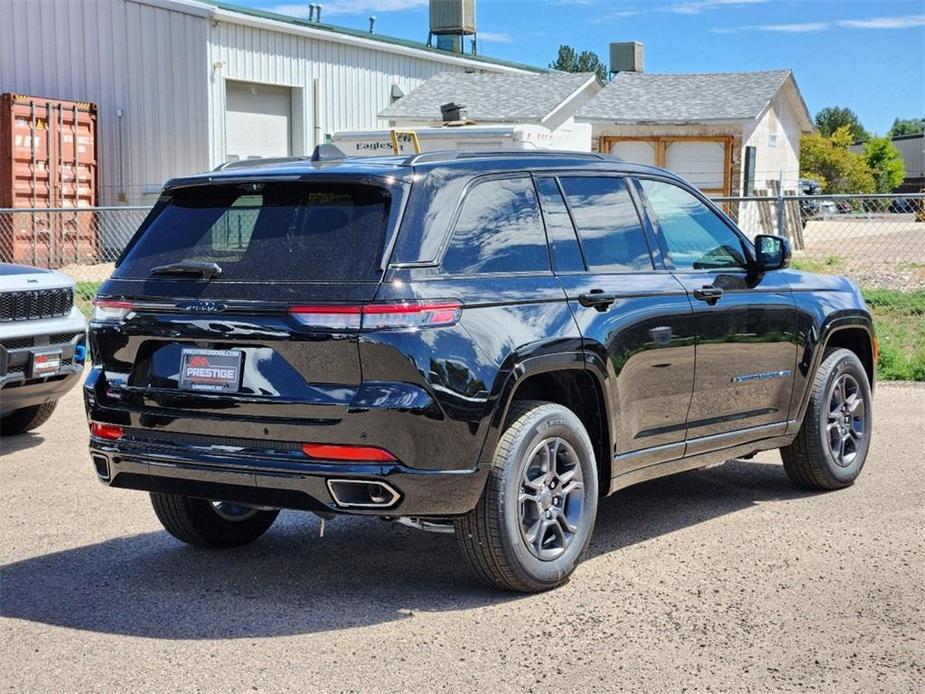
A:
213 145 346 171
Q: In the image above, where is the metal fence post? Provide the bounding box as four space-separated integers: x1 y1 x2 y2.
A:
775 173 786 237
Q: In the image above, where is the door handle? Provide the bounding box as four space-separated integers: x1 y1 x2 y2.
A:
693 285 724 305
578 289 617 312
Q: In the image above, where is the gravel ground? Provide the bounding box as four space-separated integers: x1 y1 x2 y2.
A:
1 384 923 692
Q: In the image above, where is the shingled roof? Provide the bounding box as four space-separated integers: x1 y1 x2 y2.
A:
379 71 600 125
577 69 812 129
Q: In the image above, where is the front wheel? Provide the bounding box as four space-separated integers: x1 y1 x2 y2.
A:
150 493 279 548
1 401 58 436
455 401 598 592
780 348 873 490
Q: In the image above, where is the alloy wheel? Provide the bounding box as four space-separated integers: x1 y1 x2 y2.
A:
518 437 586 561
825 373 866 467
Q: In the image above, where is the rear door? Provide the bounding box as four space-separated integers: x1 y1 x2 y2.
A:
636 177 798 453
92 179 400 432
538 174 696 472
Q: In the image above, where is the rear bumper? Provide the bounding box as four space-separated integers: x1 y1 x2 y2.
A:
89 434 489 517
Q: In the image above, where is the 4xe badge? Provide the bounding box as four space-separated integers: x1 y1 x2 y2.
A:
179 349 242 392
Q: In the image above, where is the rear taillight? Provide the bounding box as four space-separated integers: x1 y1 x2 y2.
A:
302 443 397 462
289 301 461 331
90 422 124 441
91 299 134 322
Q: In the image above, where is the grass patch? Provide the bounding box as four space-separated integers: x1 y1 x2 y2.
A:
790 255 844 274
75 281 102 318
863 288 925 381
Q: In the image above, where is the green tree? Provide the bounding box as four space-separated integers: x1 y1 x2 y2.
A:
549 44 607 82
888 117 925 137
800 125 876 194
863 136 906 192
814 106 869 142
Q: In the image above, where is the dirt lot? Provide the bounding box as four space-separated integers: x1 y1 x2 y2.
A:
799 216 925 289
1 384 923 692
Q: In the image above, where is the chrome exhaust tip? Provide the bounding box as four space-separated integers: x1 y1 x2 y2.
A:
327 479 401 508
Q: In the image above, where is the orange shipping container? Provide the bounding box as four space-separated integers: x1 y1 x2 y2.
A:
0 93 100 267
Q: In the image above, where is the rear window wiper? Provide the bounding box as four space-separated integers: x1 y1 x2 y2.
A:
150 261 223 279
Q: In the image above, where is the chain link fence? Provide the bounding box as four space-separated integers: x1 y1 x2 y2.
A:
1 194 923 315
715 193 925 290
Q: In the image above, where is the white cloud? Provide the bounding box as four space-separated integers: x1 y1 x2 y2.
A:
837 14 925 30
665 0 766 15
270 1 427 18
713 13 925 34
478 31 513 44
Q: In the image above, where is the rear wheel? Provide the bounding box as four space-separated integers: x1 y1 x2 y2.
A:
1 401 58 436
781 348 872 490
149 493 279 548
455 400 598 592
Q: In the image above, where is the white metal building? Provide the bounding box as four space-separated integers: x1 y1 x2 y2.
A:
0 0 536 205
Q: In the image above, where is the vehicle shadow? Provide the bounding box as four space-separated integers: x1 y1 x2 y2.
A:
0 431 46 456
1 458 815 639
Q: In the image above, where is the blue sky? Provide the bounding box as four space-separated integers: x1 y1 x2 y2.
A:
244 0 925 133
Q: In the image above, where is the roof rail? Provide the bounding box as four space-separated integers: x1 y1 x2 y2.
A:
402 150 607 166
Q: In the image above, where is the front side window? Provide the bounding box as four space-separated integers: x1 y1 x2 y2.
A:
558 176 653 273
640 179 748 270
441 177 549 274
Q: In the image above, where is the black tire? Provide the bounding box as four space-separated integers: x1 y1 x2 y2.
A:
1 401 58 436
455 400 599 592
781 348 873 490
149 493 279 548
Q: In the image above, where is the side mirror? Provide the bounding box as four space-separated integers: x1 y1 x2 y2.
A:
754 234 791 272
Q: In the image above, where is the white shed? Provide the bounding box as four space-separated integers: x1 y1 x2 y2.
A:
576 70 814 197
0 0 537 205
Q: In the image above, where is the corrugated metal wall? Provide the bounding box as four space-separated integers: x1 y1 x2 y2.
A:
1 0 209 205
1 0 522 206
206 20 486 165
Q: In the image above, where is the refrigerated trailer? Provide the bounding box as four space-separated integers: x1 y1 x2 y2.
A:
331 122 592 157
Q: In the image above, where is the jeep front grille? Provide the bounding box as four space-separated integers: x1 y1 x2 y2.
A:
0 288 74 322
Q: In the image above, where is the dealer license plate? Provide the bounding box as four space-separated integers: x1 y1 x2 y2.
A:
178 348 242 393
31 351 62 377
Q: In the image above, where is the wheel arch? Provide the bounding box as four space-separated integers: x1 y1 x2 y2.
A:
793 314 876 427
482 352 613 496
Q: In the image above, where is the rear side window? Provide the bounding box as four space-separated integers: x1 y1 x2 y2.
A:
535 178 585 272
559 177 653 272
115 182 391 281
441 177 550 275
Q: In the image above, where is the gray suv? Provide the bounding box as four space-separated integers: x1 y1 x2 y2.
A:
1 263 87 434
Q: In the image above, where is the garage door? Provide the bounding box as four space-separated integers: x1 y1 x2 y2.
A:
609 140 656 166
225 81 291 161
664 141 725 192
600 136 732 195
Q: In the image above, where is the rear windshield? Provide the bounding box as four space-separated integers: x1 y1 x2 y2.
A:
115 182 392 282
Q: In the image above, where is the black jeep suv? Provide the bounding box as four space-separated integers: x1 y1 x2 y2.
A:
85 150 875 592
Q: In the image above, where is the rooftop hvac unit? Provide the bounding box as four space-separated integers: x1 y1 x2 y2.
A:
429 0 476 35
610 41 644 74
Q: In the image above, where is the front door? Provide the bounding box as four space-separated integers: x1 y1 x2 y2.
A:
535 175 696 472
636 177 799 454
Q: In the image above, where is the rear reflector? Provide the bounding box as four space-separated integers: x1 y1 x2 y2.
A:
289 301 461 331
91 422 124 441
302 442 397 462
